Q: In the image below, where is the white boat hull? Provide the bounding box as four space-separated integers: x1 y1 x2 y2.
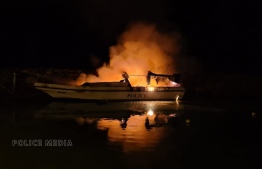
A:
34 82 185 101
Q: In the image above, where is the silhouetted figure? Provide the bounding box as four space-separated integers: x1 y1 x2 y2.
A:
154 114 160 127
120 118 127 130
145 117 151 130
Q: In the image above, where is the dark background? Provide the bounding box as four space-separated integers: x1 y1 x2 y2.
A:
1 0 261 74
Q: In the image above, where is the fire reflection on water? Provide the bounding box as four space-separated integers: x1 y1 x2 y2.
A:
95 110 177 153
35 101 182 153
69 101 182 153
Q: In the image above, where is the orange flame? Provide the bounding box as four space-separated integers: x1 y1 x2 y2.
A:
74 22 182 86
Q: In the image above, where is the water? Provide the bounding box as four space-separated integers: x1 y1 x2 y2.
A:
0 99 261 169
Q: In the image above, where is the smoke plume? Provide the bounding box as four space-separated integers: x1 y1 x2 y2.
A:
74 22 184 86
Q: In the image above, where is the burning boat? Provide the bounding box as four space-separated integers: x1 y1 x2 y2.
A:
34 71 185 101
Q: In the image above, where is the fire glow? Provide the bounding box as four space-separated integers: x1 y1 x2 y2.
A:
147 109 154 116
147 86 155 91
72 22 182 86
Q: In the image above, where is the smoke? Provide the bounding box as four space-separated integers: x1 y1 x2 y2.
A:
74 21 184 86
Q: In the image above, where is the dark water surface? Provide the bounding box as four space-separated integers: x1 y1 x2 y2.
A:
0 98 261 169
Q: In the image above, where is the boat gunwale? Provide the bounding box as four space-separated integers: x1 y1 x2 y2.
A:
34 82 185 91
35 86 186 92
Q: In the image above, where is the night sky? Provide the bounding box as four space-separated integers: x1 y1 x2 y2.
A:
1 0 261 74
